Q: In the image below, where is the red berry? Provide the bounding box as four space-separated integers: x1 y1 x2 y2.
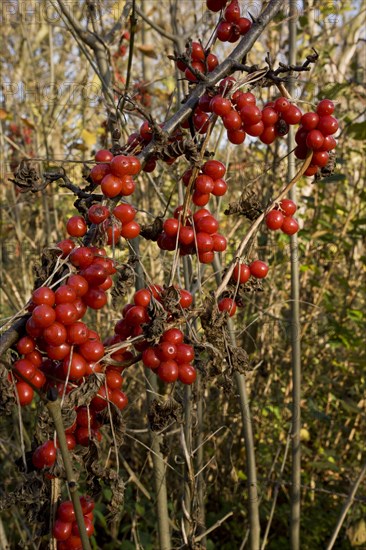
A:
80 495 95 514
179 226 195 246
55 285 77 305
120 221 140 239
179 289 193 308
223 110 242 130
69 247 94 269
78 340 104 362
13 359 36 382
134 289 151 308
265 210 284 230
32 440 56 468
157 342 177 361
175 343 194 364
202 160 226 179
191 41 205 62
232 263 250 284
217 20 233 42
195 174 214 194
88 204 109 224
16 336 35 355
101 174 123 198
113 203 136 224
279 199 297 216
235 92 256 109
178 364 197 385
274 97 290 113
67 322 89 345
53 519 72 541
16 382 34 405
90 163 110 184
83 288 107 310
196 232 213 252
245 121 264 137
66 216 87 237
240 104 262 125
282 105 302 125
227 127 246 144
95 149 113 163
124 305 149 326
210 96 232 117
261 108 279 126
281 217 299 235
62 352 87 380
67 275 89 297
218 297 237 316
212 178 228 196
142 347 161 369
32 287 55 307
185 61 205 82
316 115 338 136
56 239 75 258
312 150 329 167
110 155 131 177
106 370 123 389
32 304 56 328
46 343 71 360
260 126 276 145
192 190 210 206
249 260 268 278
71 516 94 537
301 112 319 130
58 501 76 523
162 328 184 345
206 53 219 72
55 303 78 325
81 264 108 287
196 215 219 234
316 99 335 116
306 129 324 150
237 17 251 34
321 135 337 151
157 360 179 383
304 165 319 177
212 233 227 252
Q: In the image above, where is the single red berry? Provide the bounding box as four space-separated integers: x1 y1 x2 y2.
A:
67 322 89 345
240 104 262 125
232 263 251 284
55 285 77 305
260 126 276 145
212 178 228 196
274 97 290 113
217 20 233 42
223 109 242 130
16 336 35 355
16 382 34 406
261 108 279 126
90 163 110 184
66 216 87 237
175 343 194 363
69 247 94 269
95 149 113 163
120 221 140 239
162 328 184 345
32 286 55 307
178 364 197 385
179 289 193 308
192 190 210 207
67 275 89 297
113 203 136 223
265 210 284 230
88 204 110 224
142 347 161 369
195 174 214 194
281 217 299 235
279 199 297 216
203 160 226 180
55 303 78 325
63 352 87 380
245 121 264 137
191 41 205 62
101 173 123 197
212 233 227 252
237 17 251 34
196 215 219 234
32 304 56 328
306 129 324 150
282 105 302 125
71 516 95 538
250 260 269 279
227 127 246 144
58 501 76 523
157 360 179 383
218 297 237 316
210 96 232 117
316 115 338 136
110 155 131 177
316 99 335 116
56 239 75 258
301 112 319 131
179 226 195 246
312 150 329 167
206 53 219 71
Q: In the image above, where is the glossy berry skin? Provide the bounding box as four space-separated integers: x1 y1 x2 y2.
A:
32 304 56 328
306 129 324 150
178 364 197 385
262 108 279 126
53 519 72 541
134 289 151 308
67 275 89 297
55 303 78 325
316 99 335 116
90 163 110 184
162 328 184 345
55 285 77 305
106 370 123 389
113 203 136 224
81 265 108 287
57 239 75 258
279 199 297 216
212 234 227 252
157 342 177 361
312 150 329 167
281 217 299 235
83 288 107 310
95 149 113 163
67 322 89 345
120 221 140 239
101 174 123 197
110 389 128 410
124 305 148 326
274 97 290 113
71 516 94 537
16 336 35 355
78 340 104 362
196 216 219 234
110 155 131 177
80 495 95 514
62 352 87 380
175 343 194 364
316 115 338 136
301 112 319 130
202 160 226 180
232 263 251 284
179 290 193 308
32 286 55 307
88 204 110 224
260 125 276 145
58 501 76 523
16 382 34 406
218 297 237 317
210 96 232 116
157 360 179 383
32 440 57 468
265 210 284 230
250 260 269 279
195 174 214 194
212 178 228 196
69 247 94 269
223 110 242 130
142 347 160 369
240 105 262 125
282 105 302 125
227 128 246 144
66 216 87 237
196 232 213 252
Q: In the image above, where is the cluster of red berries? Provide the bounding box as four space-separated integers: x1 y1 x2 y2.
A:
176 41 219 83
294 99 338 176
265 199 299 235
142 328 197 384
158 206 227 263
107 285 196 384
89 150 141 199
53 495 95 549
216 0 252 43
182 159 228 205
216 259 269 317
87 202 139 245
